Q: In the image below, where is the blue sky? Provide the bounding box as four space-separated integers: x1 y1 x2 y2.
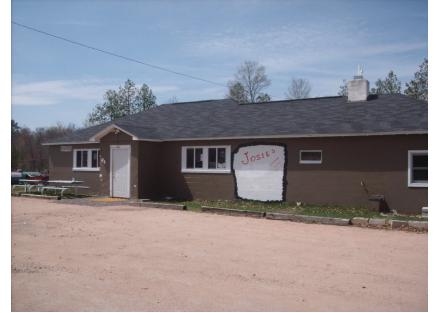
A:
12 0 427 129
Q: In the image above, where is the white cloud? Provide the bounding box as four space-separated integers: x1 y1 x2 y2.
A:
12 79 181 106
12 79 115 106
182 20 426 75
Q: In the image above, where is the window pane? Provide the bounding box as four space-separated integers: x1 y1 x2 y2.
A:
217 148 226 168
413 155 428 168
76 151 82 167
208 148 217 169
91 150 98 168
301 151 321 162
82 151 88 167
413 169 428 182
186 148 194 168
195 148 203 168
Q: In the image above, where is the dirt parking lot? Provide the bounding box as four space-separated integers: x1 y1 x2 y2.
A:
12 197 427 311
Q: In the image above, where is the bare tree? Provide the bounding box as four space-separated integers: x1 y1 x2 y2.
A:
165 96 179 104
286 78 311 99
227 61 271 103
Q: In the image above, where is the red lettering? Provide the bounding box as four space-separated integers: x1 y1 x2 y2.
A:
241 151 250 165
239 147 278 166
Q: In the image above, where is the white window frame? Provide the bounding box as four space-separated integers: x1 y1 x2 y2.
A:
181 146 231 173
73 148 101 171
408 150 428 187
299 150 322 164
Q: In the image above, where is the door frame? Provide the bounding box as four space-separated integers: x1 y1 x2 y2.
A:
109 144 131 198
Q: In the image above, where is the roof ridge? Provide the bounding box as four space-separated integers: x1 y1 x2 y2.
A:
159 98 234 106
240 96 344 105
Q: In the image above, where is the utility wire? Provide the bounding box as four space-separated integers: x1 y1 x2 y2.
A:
12 21 227 88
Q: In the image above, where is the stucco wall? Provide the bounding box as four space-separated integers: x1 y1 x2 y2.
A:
150 135 427 213
48 144 101 195
48 134 427 213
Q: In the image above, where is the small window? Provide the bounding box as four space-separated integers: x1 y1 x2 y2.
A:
182 146 231 173
186 148 194 168
73 149 100 171
408 150 428 187
208 147 227 169
195 148 203 168
299 150 322 164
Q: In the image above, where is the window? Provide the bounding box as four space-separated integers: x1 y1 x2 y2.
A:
408 150 428 187
299 150 322 164
182 146 231 173
73 149 100 171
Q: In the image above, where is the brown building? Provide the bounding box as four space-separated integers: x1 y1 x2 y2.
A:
44 76 428 214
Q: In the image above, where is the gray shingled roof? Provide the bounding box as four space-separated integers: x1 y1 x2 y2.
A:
44 94 428 144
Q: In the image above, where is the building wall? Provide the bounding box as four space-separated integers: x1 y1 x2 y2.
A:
99 132 139 198
48 144 101 195
48 133 427 213
149 134 427 213
48 132 141 198
138 141 160 199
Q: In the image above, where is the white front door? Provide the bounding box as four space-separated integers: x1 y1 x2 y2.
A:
110 145 131 198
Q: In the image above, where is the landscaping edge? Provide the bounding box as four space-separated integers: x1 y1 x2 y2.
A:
12 195 427 232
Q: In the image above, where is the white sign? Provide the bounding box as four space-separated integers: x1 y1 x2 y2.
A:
233 144 286 201
60 146 72 152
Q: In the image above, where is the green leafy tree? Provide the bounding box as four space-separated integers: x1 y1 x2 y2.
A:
404 58 428 101
371 70 401 95
11 120 75 170
227 82 248 104
135 84 157 110
119 79 137 115
227 61 271 103
256 93 271 102
11 120 21 169
87 79 157 125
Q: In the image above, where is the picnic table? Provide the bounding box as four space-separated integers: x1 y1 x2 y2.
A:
12 178 90 198
13 179 45 193
46 179 89 196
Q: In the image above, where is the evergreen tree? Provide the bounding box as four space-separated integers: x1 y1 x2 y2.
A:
404 58 428 101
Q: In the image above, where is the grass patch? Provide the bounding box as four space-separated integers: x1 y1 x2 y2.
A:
160 199 427 221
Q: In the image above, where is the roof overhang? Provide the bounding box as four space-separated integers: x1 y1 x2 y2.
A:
42 141 100 146
155 130 428 142
42 130 427 145
89 124 140 141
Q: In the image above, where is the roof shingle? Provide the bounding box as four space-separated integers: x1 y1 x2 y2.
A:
45 95 428 144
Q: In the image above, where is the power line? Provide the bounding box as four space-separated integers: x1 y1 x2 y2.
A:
12 21 227 88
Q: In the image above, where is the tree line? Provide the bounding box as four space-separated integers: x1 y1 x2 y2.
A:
11 120 76 171
86 58 428 124
12 58 427 171
337 58 427 100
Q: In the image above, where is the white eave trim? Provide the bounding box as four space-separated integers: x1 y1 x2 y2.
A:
89 124 140 141
42 130 427 145
153 130 428 142
42 141 99 146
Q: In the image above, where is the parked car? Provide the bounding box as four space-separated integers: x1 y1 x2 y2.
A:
11 170 49 185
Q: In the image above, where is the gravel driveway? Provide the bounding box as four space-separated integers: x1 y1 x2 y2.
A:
12 197 427 311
